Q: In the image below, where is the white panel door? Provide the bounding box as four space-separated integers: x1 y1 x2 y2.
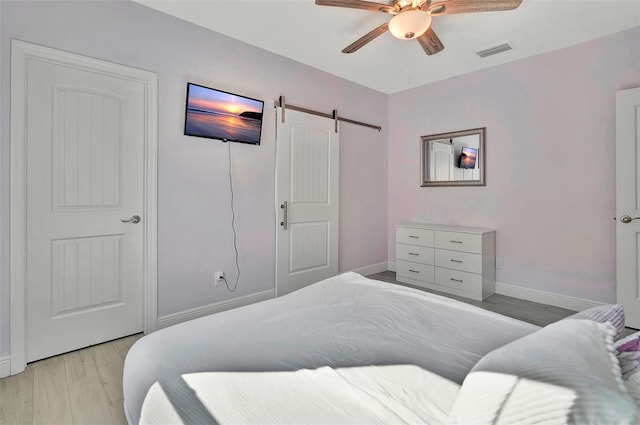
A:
429 141 454 181
276 108 339 296
25 52 146 361
616 87 640 328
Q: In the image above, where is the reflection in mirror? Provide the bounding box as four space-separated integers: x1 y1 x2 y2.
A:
420 127 486 187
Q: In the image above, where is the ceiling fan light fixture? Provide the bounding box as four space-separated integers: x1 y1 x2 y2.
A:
388 10 432 40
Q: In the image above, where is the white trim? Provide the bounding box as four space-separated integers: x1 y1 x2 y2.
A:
10 39 28 376
142 59 159 334
387 261 602 311
495 281 604 312
388 261 396 272
0 356 10 378
9 40 158 375
0 6 3 370
350 262 389 276
157 290 275 329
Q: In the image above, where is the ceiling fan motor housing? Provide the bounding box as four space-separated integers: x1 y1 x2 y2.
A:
393 0 416 10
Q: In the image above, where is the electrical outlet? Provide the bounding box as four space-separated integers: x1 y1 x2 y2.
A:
214 271 224 286
496 258 504 270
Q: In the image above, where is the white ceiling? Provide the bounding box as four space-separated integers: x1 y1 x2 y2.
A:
134 0 640 94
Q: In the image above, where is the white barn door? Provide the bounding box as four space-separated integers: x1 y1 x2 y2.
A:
276 108 339 296
617 87 640 328
11 40 157 368
428 141 454 181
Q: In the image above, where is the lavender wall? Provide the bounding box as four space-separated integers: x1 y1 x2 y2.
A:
0 1 389 357
388 27 640 303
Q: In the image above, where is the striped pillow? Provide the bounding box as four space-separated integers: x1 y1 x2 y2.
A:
449 371 577 424
565 304 625 340
449 320 636 424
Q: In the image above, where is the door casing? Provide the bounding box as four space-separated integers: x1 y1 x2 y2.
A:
616 86 640 328
9 40 158 375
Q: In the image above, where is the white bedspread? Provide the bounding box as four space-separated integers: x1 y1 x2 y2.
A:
140 365 460 424
124 272 539 424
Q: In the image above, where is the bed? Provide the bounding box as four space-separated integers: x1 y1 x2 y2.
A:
123 272 637 424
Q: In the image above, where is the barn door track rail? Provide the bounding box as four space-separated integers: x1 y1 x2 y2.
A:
275 95 381 132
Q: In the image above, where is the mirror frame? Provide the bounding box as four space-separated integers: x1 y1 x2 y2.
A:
420 127 486 187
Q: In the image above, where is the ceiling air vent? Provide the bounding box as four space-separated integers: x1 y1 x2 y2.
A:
476 42 514 58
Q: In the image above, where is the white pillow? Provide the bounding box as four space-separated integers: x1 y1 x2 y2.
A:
449 319 636 425
625 368 640 407
615 332 640 408
615 331 640 380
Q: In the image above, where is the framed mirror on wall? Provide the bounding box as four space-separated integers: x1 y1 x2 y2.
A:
420 127 486 187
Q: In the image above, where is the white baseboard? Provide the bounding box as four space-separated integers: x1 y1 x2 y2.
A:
385 264 601 311
351 262 390 276
0 356 10 378
495 281 604 312
157 289 275 330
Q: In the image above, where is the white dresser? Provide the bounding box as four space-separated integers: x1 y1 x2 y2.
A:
395 223 496 301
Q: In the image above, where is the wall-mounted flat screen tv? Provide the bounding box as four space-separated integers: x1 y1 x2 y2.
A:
459 146 478 169
184 82 264 145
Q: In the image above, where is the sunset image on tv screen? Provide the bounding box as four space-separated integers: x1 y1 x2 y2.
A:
459 147 477 169
185 83 264 144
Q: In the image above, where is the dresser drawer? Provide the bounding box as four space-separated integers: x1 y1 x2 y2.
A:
435 231 482 254
396 260 435 283
396 227 433 247
397 227 434 246
435 267 482 293
397 244 434 265
435 249 482 274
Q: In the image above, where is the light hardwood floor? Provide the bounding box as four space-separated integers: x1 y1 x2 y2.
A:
0 334 141 425
0 271 622 425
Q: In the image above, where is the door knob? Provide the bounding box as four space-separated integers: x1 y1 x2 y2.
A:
620 215 640 224
121 215 141 224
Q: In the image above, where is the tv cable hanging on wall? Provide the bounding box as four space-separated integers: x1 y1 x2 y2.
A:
220 139 240 292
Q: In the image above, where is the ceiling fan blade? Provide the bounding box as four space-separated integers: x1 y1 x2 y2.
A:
342 22 389 53
428 0 522 16
315 0 396 14
416 27 444 55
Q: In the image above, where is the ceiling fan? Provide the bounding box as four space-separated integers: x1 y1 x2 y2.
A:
315 0 523 55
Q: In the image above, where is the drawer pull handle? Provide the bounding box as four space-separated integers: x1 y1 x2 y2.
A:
409 235 420 239
450 259 463 263
409 269 420 273
450 240 463 244
409 252 419 256
450 278 463 283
